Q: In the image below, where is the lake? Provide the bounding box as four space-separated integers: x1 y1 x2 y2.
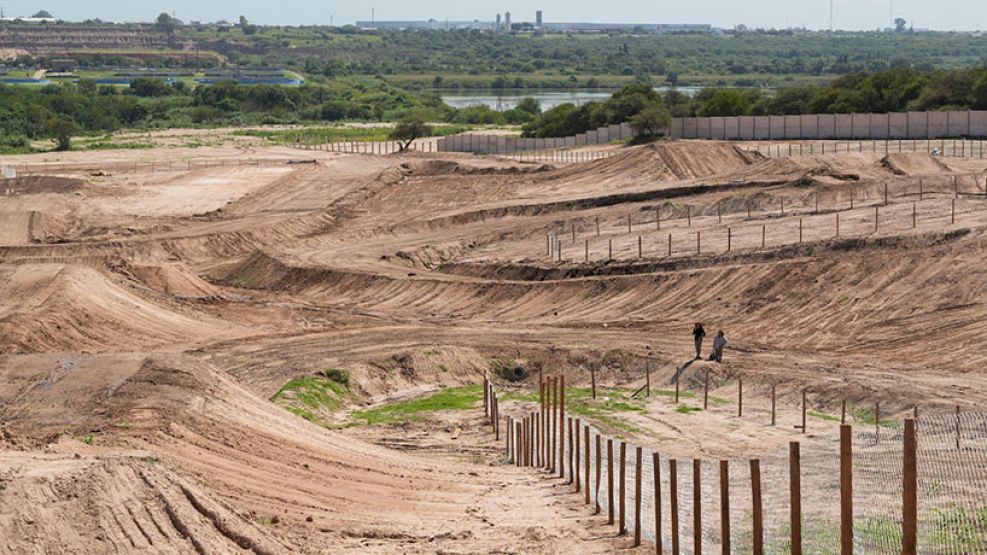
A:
440 87 703 111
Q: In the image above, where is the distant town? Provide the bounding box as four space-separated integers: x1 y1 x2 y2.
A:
356 11 713 34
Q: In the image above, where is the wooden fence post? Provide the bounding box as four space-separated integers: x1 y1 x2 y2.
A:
675 372 680 403
751 459 763 555
670 460 680 555
693 460 702 555
585 239 589 262
585 425 591 503
619 441 627 535
568 417 574 485
516 421 522 467
771 385 777 426
646 360 651 396
738 378 743 417
841 399 847 425
903 419 917 555
596 216 600 236
595 434 603 514
574 419 581 491
559 375 566 479
956 405 961 450
540 380 547 467
797 388 806 433
875 401 881 444
634 446 643 546
840 425 853 555
591 368 597 399
483 377 489 416
790 442 802 555
607 439 615 525
654 452 663 555
720 460 731 555
608 239 613 261
704 370 710 410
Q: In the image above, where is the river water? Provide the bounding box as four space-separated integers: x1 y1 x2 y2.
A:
440 87 703 111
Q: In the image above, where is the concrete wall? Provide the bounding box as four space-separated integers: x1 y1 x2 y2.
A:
436 111 987 152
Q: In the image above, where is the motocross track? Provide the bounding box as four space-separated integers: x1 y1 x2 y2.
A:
2 141 987 553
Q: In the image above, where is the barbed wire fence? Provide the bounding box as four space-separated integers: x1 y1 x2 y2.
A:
483 376 987 554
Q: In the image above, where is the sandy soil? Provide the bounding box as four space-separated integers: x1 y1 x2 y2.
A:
1 140 986 553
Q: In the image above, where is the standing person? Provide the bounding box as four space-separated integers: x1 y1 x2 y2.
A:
710 330 728 363
692 323 706 360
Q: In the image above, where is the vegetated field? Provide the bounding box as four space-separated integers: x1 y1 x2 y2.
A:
181 28 987 87
2 135 987 552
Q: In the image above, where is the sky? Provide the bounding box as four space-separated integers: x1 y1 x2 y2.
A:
3 0 985 31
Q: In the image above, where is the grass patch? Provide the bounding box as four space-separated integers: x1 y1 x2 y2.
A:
79 434 95 445
852 407 896 427
350 385 481 426
271 375 348 424
566 389 646 434
808 410 840 422
651 388 697 400
676 405 704 415
78 141 154 151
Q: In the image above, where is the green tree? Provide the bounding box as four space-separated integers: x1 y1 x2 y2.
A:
390 114 432 151
156 13 180 33
630 104 671 138
515 97 542 115
32 10 53 18
972 71 987 110
44 117 80 151
129 78 169 97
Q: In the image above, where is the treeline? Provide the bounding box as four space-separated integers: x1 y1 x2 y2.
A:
521 67 987 138
0 76 444 150
193 28 987 85
674 67 987 117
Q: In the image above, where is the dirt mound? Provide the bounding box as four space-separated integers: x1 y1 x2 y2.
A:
113 260 221 298
547 142 754 183
881 153 952 176
0 264 238 353
400 159 551 176
1 175 83 195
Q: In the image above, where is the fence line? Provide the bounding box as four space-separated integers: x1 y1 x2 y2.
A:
287 136 616 164
483 375 987 554
544 175 987 265
747 139 987 160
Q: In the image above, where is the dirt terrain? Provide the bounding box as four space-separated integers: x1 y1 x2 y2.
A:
1 140 986 553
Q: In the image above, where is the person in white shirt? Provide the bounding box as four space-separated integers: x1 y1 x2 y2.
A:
710 330 728 363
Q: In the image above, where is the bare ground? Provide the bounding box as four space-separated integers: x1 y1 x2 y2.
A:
1 140 986 553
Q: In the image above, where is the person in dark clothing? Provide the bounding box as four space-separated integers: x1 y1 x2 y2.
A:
692 323 706 360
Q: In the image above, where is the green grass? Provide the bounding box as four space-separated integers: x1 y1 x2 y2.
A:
79 434 95 445
271 375 348 424
852 407 896 427
350 385 482 426
566 389 646 434
676 405 704 415
808 410 841 422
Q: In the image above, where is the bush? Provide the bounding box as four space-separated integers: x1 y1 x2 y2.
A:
322 368 350 387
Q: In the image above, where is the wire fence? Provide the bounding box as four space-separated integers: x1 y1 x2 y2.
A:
290 137 616 164
746 139 987 160
484 378 987 555
541 174 987 264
